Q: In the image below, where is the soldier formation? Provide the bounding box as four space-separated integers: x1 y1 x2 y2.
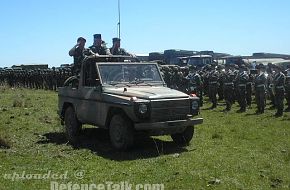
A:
160 63 290 117
0 67 72 91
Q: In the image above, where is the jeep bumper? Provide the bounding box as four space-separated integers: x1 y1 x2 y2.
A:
134 118 203 130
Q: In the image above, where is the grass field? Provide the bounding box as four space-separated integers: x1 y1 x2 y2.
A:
0 87 289 190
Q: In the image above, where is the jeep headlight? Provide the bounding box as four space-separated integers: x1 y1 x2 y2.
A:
133 100 150 119
191 101 199 110
138 104 148 114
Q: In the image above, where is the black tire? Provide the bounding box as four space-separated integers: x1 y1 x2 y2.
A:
64 106 82 144
171 126 194 146
109 114 134 150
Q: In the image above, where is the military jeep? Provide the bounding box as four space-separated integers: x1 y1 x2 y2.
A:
58 56 203 150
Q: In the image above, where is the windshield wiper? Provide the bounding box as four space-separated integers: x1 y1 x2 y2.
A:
129 79 153 86
108 82 131 87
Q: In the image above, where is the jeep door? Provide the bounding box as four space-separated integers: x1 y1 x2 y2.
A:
77 62 106 126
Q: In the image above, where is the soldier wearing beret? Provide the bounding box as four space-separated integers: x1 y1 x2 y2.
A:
89 34 111 55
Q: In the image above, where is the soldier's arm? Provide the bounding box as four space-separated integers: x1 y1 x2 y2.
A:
121 48 134 57
69 44 79 56
102 44 112 55
105 48 112 55
83 48 98 56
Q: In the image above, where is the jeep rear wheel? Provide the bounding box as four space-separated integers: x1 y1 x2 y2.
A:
171 126 194 146
109 114 134 150
64 106 82 144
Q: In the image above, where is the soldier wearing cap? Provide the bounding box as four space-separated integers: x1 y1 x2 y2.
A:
284 64 290 112
89 34 111 55
236 64 249 112
254 64 267 114
110 37 133 56
69 37 88 75
272 65 286 117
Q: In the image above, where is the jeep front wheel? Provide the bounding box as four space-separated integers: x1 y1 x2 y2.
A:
64 106 82 144
109 114 134 150
171 126 194 146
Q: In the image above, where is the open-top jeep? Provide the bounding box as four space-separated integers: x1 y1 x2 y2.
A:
58 56 203 150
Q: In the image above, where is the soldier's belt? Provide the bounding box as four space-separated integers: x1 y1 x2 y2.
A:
238 84 246 87
224 82 234 85
209 81 217 84
275 86 284 89
246 82 252 85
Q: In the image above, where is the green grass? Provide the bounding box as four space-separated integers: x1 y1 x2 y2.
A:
0 87 290 189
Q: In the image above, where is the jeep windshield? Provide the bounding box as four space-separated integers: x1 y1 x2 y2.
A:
98 63 164 86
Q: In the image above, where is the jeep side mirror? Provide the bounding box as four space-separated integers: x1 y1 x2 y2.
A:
95 79 101 86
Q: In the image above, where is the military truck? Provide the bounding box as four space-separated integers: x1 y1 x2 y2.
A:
58 55 203 150
12 64 49 70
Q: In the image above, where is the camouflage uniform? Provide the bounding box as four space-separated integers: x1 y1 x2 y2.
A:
208 66 219 109
72 46 85 74
222 66 236 111
162 66 171 87
246 71 254 107
254 66 267 114
267 64 276 108
89 34 109 55
70 37 90 76
217 66 224 101
236 66 249 112
273 68 285 117
110 47 130 55
89 43 110 55
187 67 203 106
285 67 290 112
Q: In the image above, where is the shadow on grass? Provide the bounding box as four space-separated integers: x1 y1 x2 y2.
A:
0 137 11 149
37 128 188 161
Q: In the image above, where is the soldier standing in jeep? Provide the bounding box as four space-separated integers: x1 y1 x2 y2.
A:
89 34 111 55
69 37 87 75
110 37 133 56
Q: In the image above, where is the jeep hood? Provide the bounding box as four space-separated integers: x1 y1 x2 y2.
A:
103 86 189 99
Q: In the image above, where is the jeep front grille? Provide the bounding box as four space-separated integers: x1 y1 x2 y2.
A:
150 99 190 122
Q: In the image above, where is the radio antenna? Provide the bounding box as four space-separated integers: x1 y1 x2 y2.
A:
117 0 121 39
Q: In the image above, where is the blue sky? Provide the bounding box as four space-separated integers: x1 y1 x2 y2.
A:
0 0 289 67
